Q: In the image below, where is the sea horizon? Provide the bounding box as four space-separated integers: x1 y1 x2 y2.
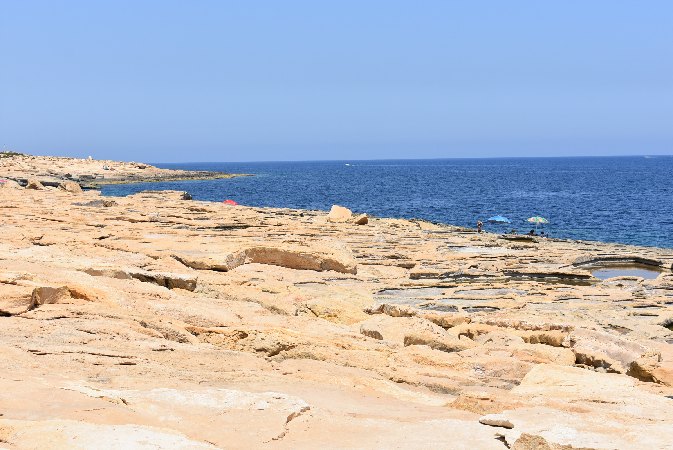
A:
150 154 673 165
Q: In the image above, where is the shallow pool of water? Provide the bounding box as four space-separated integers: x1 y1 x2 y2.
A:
446 246 508 255
590 264 664 280
377 287 450 298
454 288 526 297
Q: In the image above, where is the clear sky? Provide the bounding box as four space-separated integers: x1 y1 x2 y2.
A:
1 1 671 162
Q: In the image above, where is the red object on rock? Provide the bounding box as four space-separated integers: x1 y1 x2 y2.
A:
223 199 238 206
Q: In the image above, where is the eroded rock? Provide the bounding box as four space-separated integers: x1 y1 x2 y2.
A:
360 315 473 352
562 328 659 374
26 178 45 190
328 205 352 222
246 244 357 274
127 269 198 291
0 179 22 189
479 413 514 429
58 181 83 194
30 286 73 309
353 214 369 225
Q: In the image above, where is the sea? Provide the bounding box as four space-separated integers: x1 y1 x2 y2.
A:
102 156 673 249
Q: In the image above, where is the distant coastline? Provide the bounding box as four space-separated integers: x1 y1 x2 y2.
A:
0 152 248 189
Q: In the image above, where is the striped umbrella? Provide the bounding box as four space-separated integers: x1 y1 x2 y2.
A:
527 216 548 230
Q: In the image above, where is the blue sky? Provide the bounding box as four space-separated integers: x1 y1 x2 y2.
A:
1 1 671 162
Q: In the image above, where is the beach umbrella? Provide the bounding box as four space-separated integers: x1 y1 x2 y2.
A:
223 199 238 206
527 216 549 224
487 215 511 224
527 216 548 230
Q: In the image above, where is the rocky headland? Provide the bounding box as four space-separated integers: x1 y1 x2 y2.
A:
0 152 242 188
1 154 673 449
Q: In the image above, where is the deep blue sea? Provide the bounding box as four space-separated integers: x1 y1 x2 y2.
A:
102 156 673 249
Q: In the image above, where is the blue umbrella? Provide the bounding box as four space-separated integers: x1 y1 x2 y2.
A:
487 215 512 224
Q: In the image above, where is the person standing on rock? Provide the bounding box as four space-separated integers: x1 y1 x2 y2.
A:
477 221 483 233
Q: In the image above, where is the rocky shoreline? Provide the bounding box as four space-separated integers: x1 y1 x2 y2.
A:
0 152 244 189
1 155 673 449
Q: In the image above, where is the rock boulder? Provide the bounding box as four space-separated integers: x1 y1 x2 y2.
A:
360 315 473 352
353 214 369 225
328 205 353 223
58 180 83 193
30 286 73 309
26 178 44 190
246 244 357 274
0 179 22 189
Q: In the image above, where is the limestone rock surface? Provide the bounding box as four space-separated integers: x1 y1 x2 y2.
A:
1 154 673 449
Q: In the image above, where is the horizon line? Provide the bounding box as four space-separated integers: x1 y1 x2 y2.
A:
153 153 673 165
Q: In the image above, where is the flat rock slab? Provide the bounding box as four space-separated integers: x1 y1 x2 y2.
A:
65 385 310 446
0 419 217 450
173 243 357 274
494 364 673 449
